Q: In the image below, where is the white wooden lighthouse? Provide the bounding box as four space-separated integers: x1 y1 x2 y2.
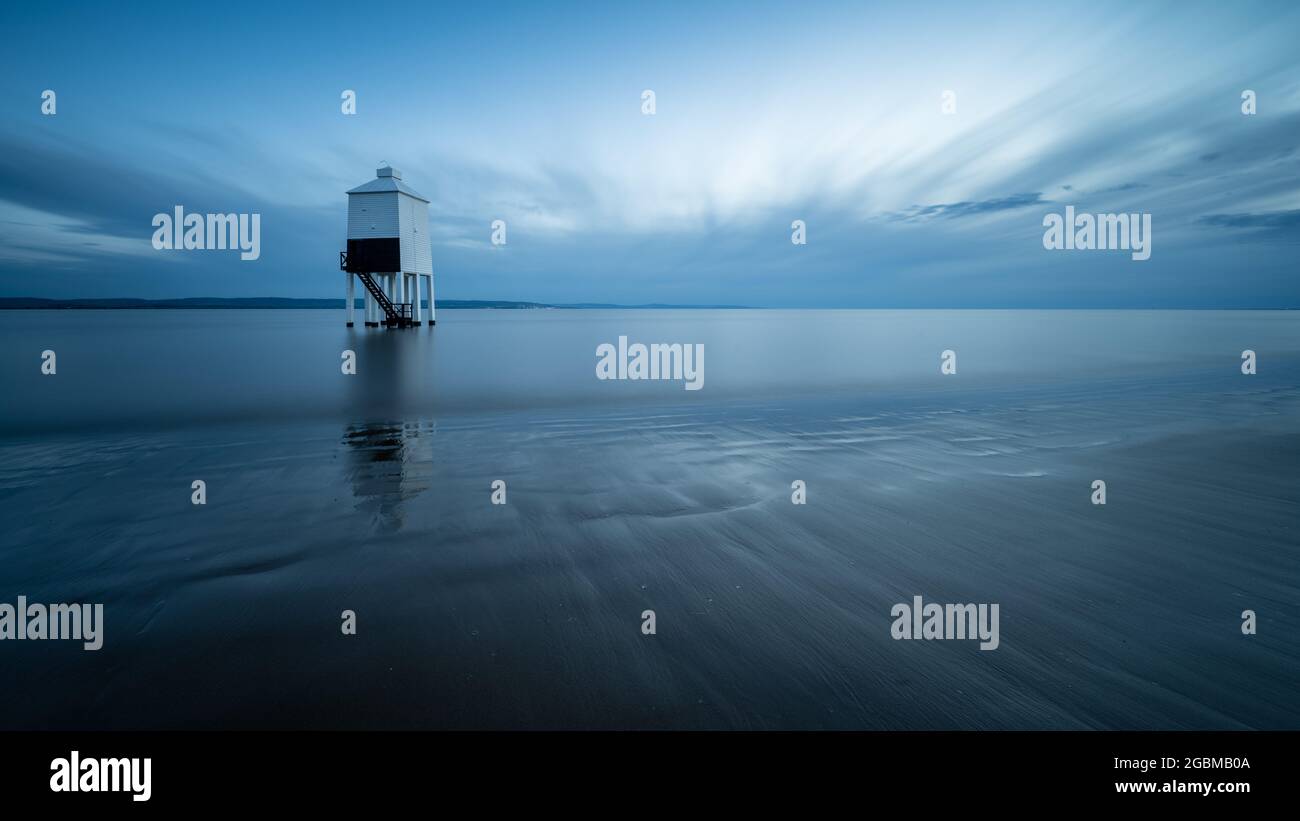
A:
341 165 434 327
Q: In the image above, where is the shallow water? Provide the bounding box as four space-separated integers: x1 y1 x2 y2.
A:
1 309 1297 728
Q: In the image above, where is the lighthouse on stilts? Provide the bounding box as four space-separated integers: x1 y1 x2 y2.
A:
341 165 435 328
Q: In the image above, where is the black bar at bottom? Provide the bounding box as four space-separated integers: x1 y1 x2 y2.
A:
0 730 1284 808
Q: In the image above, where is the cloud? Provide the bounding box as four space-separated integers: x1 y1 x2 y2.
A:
1092 182 1149 194
2 1 1299 306
0 202 157 266
1200 209 1300 238
882 193 1047 223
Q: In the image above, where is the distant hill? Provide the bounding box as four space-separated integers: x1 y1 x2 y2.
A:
0 297 750 310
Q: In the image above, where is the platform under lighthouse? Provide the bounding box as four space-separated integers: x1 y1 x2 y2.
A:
340 165 434 328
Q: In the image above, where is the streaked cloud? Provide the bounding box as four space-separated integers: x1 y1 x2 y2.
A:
0 0 1298 306
883 193 1047 223
1200 209 1300 237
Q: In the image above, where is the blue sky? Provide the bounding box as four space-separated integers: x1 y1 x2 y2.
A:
1 0 1297 307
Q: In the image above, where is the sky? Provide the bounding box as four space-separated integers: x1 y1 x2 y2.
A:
0 0 1297 307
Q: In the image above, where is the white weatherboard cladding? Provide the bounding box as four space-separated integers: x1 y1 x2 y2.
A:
415 200 432 275
401 197 433 275
399 194 416 273
347 192 400 239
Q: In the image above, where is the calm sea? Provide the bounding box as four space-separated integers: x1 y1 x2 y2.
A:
1 308 1297 728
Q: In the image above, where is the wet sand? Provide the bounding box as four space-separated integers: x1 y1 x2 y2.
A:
2 359 1296 729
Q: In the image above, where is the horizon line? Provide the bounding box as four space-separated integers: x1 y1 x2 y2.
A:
1 297 1297 311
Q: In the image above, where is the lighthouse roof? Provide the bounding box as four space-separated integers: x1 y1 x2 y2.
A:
347 166 429 202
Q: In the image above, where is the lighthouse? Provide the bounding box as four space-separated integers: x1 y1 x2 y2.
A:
340 165 435 327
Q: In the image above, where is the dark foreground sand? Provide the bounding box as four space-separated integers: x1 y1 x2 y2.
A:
2 367 1296 729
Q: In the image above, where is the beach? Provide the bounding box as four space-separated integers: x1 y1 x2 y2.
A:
1 308 1297 729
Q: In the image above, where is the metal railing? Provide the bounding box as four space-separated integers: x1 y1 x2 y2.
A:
343 256 416 325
